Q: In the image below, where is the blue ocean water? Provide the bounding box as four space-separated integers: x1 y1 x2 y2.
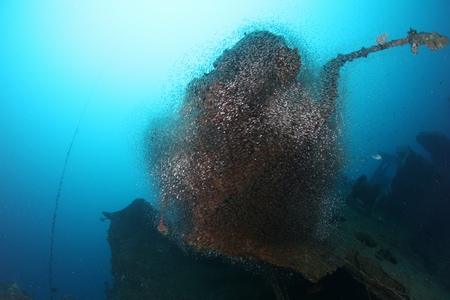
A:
0 1 449 299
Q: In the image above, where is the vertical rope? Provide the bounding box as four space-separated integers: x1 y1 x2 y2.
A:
48 63 107 299
49 128 78 298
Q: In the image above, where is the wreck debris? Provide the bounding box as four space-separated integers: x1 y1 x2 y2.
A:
103 199 271 299
347 175 381 215
376 33 389 46
376 132 450 291
157 195 169 235
145 28 449 299
337 29 448 65
354 232 377 248
416 131 450 171
321 29 449 116
104 199 385 299
149 31 343 256
0 281 33 300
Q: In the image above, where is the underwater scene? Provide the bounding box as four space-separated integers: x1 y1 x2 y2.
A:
1 0 449 299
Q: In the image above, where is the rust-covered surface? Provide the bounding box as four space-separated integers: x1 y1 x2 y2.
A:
141 30 450 299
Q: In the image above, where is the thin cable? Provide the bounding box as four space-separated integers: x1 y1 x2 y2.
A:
48 61 109 299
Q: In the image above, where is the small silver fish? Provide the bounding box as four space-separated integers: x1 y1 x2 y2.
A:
371 154 382 160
